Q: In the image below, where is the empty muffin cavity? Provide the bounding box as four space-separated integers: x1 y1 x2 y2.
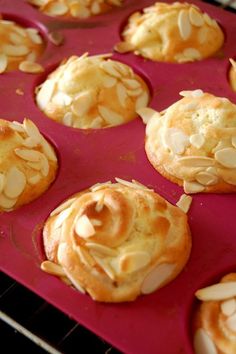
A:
34 53 150 129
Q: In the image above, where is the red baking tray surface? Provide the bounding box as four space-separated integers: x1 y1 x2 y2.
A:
0 1 236 353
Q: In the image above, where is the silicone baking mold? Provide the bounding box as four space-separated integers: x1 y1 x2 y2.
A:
0 1 236 353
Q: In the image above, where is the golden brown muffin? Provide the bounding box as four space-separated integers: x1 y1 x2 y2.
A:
115 2 224 63
0 15 44 73
194 273 236 354
27 0 123 18
138 90 236 194
229 59 236 92
35 53 150 129
0 118 58 211
41 178 191 302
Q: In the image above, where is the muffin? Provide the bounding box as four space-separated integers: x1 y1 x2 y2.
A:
41 178 191 302
0 118 58 211
229 58 236 92
138 90 236 194
35 53 150 129
27 0 123 18
115 2 224 63
194 273 236 354
0 15 44 73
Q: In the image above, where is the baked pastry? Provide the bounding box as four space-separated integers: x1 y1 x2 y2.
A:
28 0 123 18
115 2 224 63
229 58 236 92
194 273 236 354
138 90 236 194
35 53 150 129
0 118 58 211
41 178 191 302
0 15 44 73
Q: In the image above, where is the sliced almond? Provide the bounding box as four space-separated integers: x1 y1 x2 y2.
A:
0 194 17 209
22 137 38 148
40 138 57 162
71 91 93 117
54 207 72 229
0 173 5 194
127 88 143 97
86 242 117 257
114 41 135 54
28 174 41 185
190 134 205 149
75 214 95 238
19 61 44 74
226 312 236 332
23 119 42 143
122 79 141 90
178 10 192 40
63 112 73 126
135 91 149 110
195 282 236 301
141 263 175 294
89 116 103 129
232 136 236 148
74 245 95 268
4 166 26 199
119 251 151 274
41 260 65 277
70 4 90 18
40 154 49 176
2 44 29 57
36 80 56 110
92 254 115 280
0 54 8 74
183 180 205 194
50 197 77 216
179 89 203 98
194 329 217 354
189 7 204 27
195 172 218 186
9 121 24 133
15 148 42 162
26 51 37 62
215 148 236 168
98 105 123 125
52 92 72 106
102 75 117 88
26 28 43 44
178 156 214 167
176 194 192 213
137 107 160 124
48 31 64 46
91 2 100 14
100 61 121 78
45 2 68 16
164 128 189 155
221 298 236 317
95 193 105 212
116 83 128 108
115 177 151 191
203 13 215 27
183 48 201 60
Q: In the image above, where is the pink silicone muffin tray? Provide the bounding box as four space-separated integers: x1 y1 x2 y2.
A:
1 1 236 353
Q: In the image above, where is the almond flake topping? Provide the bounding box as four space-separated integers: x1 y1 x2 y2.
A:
23 119 42 143
45 2 68 16
98 105 123 125
50 197 77 216
116 83 128 108
176 194 192 213
195 172 218 186
135 91 149 110
4 166 26 199
215 148 236 168
137 107 160 124
103 75 117 88
0 54 8 74
114 41 135 54
28 174 41 185
92 254 115 280
2 44 30 57
14 148 42 162
194 329 217 354
36 80 56 110
179 89 203 98
75 214 95 238
122 79 141 90
141 263 175 295
54 207 72 229
189 8 204 27
226 312 236 332
221 298 236 317
100 61 121 78
19 61 44 74
195 282 236 301
178 156 215 167
178 10 192 40
86 243 117 257
119 251 151 274
0 174 5 194
41 260 65 277
0 194 17 209
190 134 205 149
72 91 93 117
183 180 205 194
164 128 189 155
